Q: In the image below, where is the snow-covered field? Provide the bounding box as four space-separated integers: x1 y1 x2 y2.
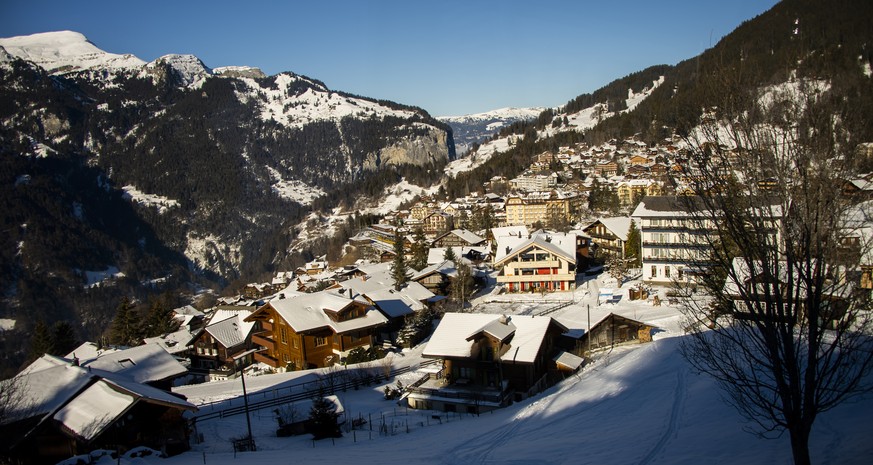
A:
101 274 873 464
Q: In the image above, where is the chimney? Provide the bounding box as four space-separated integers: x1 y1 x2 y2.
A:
71 354 79 367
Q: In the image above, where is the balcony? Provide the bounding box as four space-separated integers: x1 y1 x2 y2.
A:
406 372 512 408
253 351 279 368
252 332 276 351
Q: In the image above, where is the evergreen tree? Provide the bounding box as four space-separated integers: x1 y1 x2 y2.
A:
51 321 78 356
449 263 475 311
409 227 429 271
308 394 342 439
443 246 457 263
144 293 181 337
30 320 54 359
109 297 141 347
625 220 641 267
390 232 409 290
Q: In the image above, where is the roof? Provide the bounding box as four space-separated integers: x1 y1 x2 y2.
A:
257 290 388 334
142 328 196 355
434 229 486 245
494 232 577 266
424 313 566 364
204 312 255 349
366 289 422 318
553 351 585 371
631 196 709 217
64 342 120 364
411 260 458 281
81 344 187 384
585 217 633 241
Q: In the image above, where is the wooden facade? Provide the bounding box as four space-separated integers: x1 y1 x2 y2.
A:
580 313 652 352
246 297 385 370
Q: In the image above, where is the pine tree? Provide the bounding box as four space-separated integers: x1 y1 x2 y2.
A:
51 321 78 356
443 246 457 263
625 219 641 268
308 395 341 439
390 232 409 290
30 320 54 359
449 263 475 311
409 227 429 271
109 297 141 347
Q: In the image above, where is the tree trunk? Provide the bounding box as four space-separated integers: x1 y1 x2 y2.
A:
788 424 812 465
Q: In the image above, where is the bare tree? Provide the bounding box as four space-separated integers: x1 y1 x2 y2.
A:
676 69 873 465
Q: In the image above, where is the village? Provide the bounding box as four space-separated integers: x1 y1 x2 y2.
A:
5 137 873 464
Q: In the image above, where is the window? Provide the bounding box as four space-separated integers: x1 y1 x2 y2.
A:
665 266 671 278
280 327 288 344
315 336 327 347
651 265 657 278
678 268 684 281
292 337 299 349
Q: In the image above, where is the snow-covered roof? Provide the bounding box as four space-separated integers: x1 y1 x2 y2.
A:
82 344 187 384
365 289 423 318
142 328 196 355
553 351 585 371
424 313 565 364
411 260 458 281
203 310 256 349
631 196 708 217
260 290 388 334
585 217 633 241
426 246 488 266
435 229 486 245
494 232 577 266
65 342 120 364
52 378 134 441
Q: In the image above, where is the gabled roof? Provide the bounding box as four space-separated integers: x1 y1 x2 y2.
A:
584 217 633 241
203 310 255 349
433 229 486 246
411 260 458 281
142 328 196 355
254 290 388 335
494 233 577 267
81 344 187 384
424 313 566 364
466 316 516 343
365 289 423 318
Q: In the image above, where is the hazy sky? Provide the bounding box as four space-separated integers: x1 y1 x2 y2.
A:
1 0 779 117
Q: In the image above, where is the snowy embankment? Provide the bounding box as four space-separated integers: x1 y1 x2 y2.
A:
137 276 871 464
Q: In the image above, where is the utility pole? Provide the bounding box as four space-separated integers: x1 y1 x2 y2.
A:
587 304 591 355
234 349 259 451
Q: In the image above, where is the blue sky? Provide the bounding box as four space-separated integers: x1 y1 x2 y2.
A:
1 0 779 117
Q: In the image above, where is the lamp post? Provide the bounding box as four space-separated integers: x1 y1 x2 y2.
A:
234 349 259 452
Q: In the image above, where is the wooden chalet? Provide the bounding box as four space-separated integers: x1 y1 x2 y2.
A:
493 232 578 293
187 307 257 381
432 228 486 248
579 313 653 352
406 314 569 413
2 355 196 464
245 289 388 370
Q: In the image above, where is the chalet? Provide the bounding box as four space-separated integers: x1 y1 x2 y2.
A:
594 161 619 177
432 228 486 248
493 231 578 292
583 217 633 259
406 313 569 413
80 343 188 390
2 355 196 464
187 307 257 381
245 290 388 370
578 313 653 352
412 260 458 295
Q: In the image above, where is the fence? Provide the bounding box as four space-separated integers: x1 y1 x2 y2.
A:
191 359 440 423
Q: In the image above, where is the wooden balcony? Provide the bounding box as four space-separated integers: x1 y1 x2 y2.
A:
253 351 279 368
252 332 276 351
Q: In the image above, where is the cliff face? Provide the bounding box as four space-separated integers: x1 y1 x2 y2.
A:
367 126 454 170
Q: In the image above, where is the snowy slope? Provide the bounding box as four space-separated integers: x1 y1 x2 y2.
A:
0 31 145 73
445 78 664 178
112 276 873 465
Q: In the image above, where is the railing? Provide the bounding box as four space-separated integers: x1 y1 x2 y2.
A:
251 333 276 351
191 359 441 423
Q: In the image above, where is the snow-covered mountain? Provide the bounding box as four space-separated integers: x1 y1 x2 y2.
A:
438 107 544 156
0 31 454 367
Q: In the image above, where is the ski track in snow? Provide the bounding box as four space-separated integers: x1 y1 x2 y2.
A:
638 368 687 465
